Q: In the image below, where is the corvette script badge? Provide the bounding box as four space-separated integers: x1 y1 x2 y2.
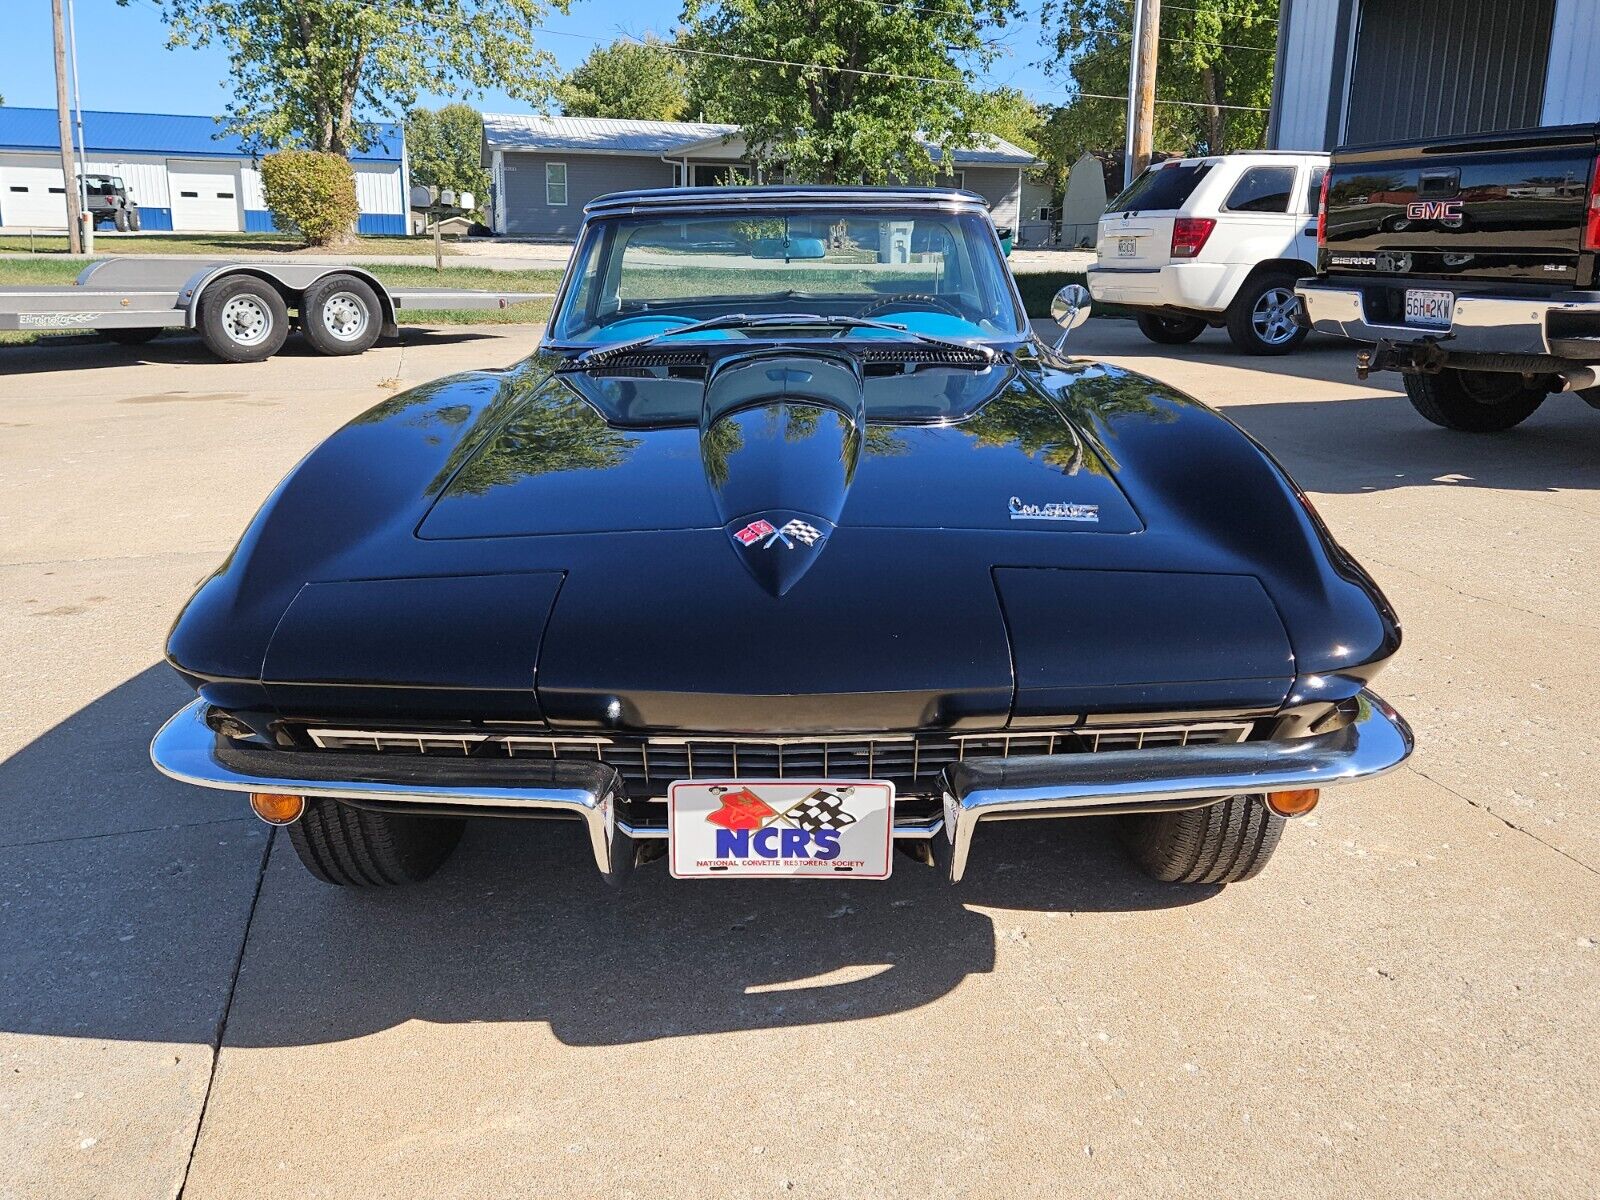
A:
1008 496 1100 523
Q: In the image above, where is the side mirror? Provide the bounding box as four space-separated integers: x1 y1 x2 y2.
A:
1049 284 1092 349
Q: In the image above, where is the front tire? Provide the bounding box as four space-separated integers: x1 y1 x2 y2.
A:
1225 271 1307 355
1403 369 1549 432
287 799 465 887
299 274 383 356
1118 795 1285 884
198 277 289 363
1136 313 1207 344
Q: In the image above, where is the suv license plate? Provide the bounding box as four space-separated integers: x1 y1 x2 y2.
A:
668 780 894 880
1117 236 1137 257
1404 288 1454 328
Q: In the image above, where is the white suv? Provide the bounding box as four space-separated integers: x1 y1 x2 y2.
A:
1086 151 1328 354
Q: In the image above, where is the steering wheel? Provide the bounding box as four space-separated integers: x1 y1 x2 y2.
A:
854 293 966 320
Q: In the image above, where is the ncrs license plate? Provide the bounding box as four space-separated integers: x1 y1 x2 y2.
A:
1404 288 1454 329
668 780 894 879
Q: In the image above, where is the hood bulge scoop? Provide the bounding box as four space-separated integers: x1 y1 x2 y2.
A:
702 349 864 596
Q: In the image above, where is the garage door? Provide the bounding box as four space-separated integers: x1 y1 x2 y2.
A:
167 160 242 231
0 153 70 228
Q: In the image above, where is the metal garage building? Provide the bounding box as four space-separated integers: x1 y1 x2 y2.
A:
0 107 408 234
481 113 1041 241
1270 0 1600 149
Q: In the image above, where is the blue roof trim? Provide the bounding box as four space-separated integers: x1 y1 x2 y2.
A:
0 107 402 162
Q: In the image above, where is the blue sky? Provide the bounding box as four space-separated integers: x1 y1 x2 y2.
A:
2 0 1061 118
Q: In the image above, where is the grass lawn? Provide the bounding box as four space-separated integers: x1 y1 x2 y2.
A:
0 231 452 257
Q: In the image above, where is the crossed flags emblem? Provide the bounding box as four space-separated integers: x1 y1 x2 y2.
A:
732 517 825 550
705 786 857 833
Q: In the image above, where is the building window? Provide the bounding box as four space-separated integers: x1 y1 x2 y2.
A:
545 162 568 206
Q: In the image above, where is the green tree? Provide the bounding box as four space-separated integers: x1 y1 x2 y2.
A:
680 0 1023 184
126 0 568 154
1040 0 1279 160
556 36 691 121
405 104 489 217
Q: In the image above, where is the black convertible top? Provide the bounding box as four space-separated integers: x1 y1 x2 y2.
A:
583 185 991 218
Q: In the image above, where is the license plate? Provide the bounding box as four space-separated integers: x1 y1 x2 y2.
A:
1117 236 1137 258
1404 288 1454 328
668 780 894 880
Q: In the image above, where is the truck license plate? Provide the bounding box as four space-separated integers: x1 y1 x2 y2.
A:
668 780 894 879
1404 288 1454 328
1117 237 1137 257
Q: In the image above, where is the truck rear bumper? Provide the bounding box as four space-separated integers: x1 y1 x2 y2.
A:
1087 263 1244 315
1297 280 1600 360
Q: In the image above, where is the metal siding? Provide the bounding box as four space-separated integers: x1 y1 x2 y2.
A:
1542 0 1600 123
1270 0 1344 149
0 107 402 161
354 162 404 216
1344 0 1555 143
357 213 406 235
501 152 675 238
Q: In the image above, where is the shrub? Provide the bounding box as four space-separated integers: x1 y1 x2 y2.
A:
260 151 361 246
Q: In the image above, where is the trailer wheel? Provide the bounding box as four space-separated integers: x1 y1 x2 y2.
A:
300 274 383 356
198 277 288 363
101 328 160 346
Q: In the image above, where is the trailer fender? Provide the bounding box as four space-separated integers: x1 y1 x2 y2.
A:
181 264 398 338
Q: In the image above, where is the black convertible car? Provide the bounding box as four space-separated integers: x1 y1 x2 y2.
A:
151 186 1412 890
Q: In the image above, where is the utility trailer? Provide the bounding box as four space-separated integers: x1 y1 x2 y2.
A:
0 257 551 362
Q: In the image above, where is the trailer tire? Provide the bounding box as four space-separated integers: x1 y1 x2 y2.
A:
113 208 129 232
198 276 288 363
1403 369 1549 432
101 327 160 346
299 274 383 356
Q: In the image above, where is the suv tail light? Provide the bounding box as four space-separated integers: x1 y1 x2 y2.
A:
1170 217 1216 258
1317 172 1331 246
1584 155 1600 252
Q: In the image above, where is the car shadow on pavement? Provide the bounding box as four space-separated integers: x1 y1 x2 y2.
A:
1 666 1215 1051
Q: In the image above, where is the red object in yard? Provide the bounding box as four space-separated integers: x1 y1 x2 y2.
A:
1170 217 1216 258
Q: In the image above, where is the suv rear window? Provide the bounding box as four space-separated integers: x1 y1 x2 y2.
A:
1106 162 1212 213
1225 166 1296 213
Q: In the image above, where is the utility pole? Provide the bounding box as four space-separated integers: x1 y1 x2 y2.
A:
51 0 84 253
67 0 91 222
1124 0 1161 187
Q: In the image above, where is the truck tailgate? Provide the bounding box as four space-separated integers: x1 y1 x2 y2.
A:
1324 124 1598 288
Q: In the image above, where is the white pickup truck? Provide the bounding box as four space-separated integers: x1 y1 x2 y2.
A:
1086 151 1329 354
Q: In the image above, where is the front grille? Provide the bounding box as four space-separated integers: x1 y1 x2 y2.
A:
303 724 1251 801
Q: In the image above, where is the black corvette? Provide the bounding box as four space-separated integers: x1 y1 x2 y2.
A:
151 186 1412 890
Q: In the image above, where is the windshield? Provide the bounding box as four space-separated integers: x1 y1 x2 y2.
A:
550 208 1025 345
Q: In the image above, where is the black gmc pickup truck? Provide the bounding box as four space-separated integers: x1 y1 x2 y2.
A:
1297 123 1600 431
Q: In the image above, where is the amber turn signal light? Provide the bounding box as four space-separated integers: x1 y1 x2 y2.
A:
1266 788 1320 817
249 792 306 825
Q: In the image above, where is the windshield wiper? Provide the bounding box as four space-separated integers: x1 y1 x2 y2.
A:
563 311 995 368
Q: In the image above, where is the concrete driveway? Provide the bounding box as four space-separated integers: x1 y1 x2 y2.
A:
2 322 1596 1199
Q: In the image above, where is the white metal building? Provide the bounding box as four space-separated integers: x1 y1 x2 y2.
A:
0 107 408 234
1270 0 1600 150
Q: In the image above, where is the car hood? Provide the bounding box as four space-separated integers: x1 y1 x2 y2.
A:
416 357 1143 544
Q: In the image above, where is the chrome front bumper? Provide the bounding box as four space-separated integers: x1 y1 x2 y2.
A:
150 692 1413 884
1296 280 1600 358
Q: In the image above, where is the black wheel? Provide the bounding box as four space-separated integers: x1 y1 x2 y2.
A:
128 207 142 232
1403 368 1549 432
1118 795 1285 884
1136 313 1207 344
1225 271 1307 355
287 799 465 887
197 276 288 363
100 327 160 346
299 274 383 356
113 208 129 232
